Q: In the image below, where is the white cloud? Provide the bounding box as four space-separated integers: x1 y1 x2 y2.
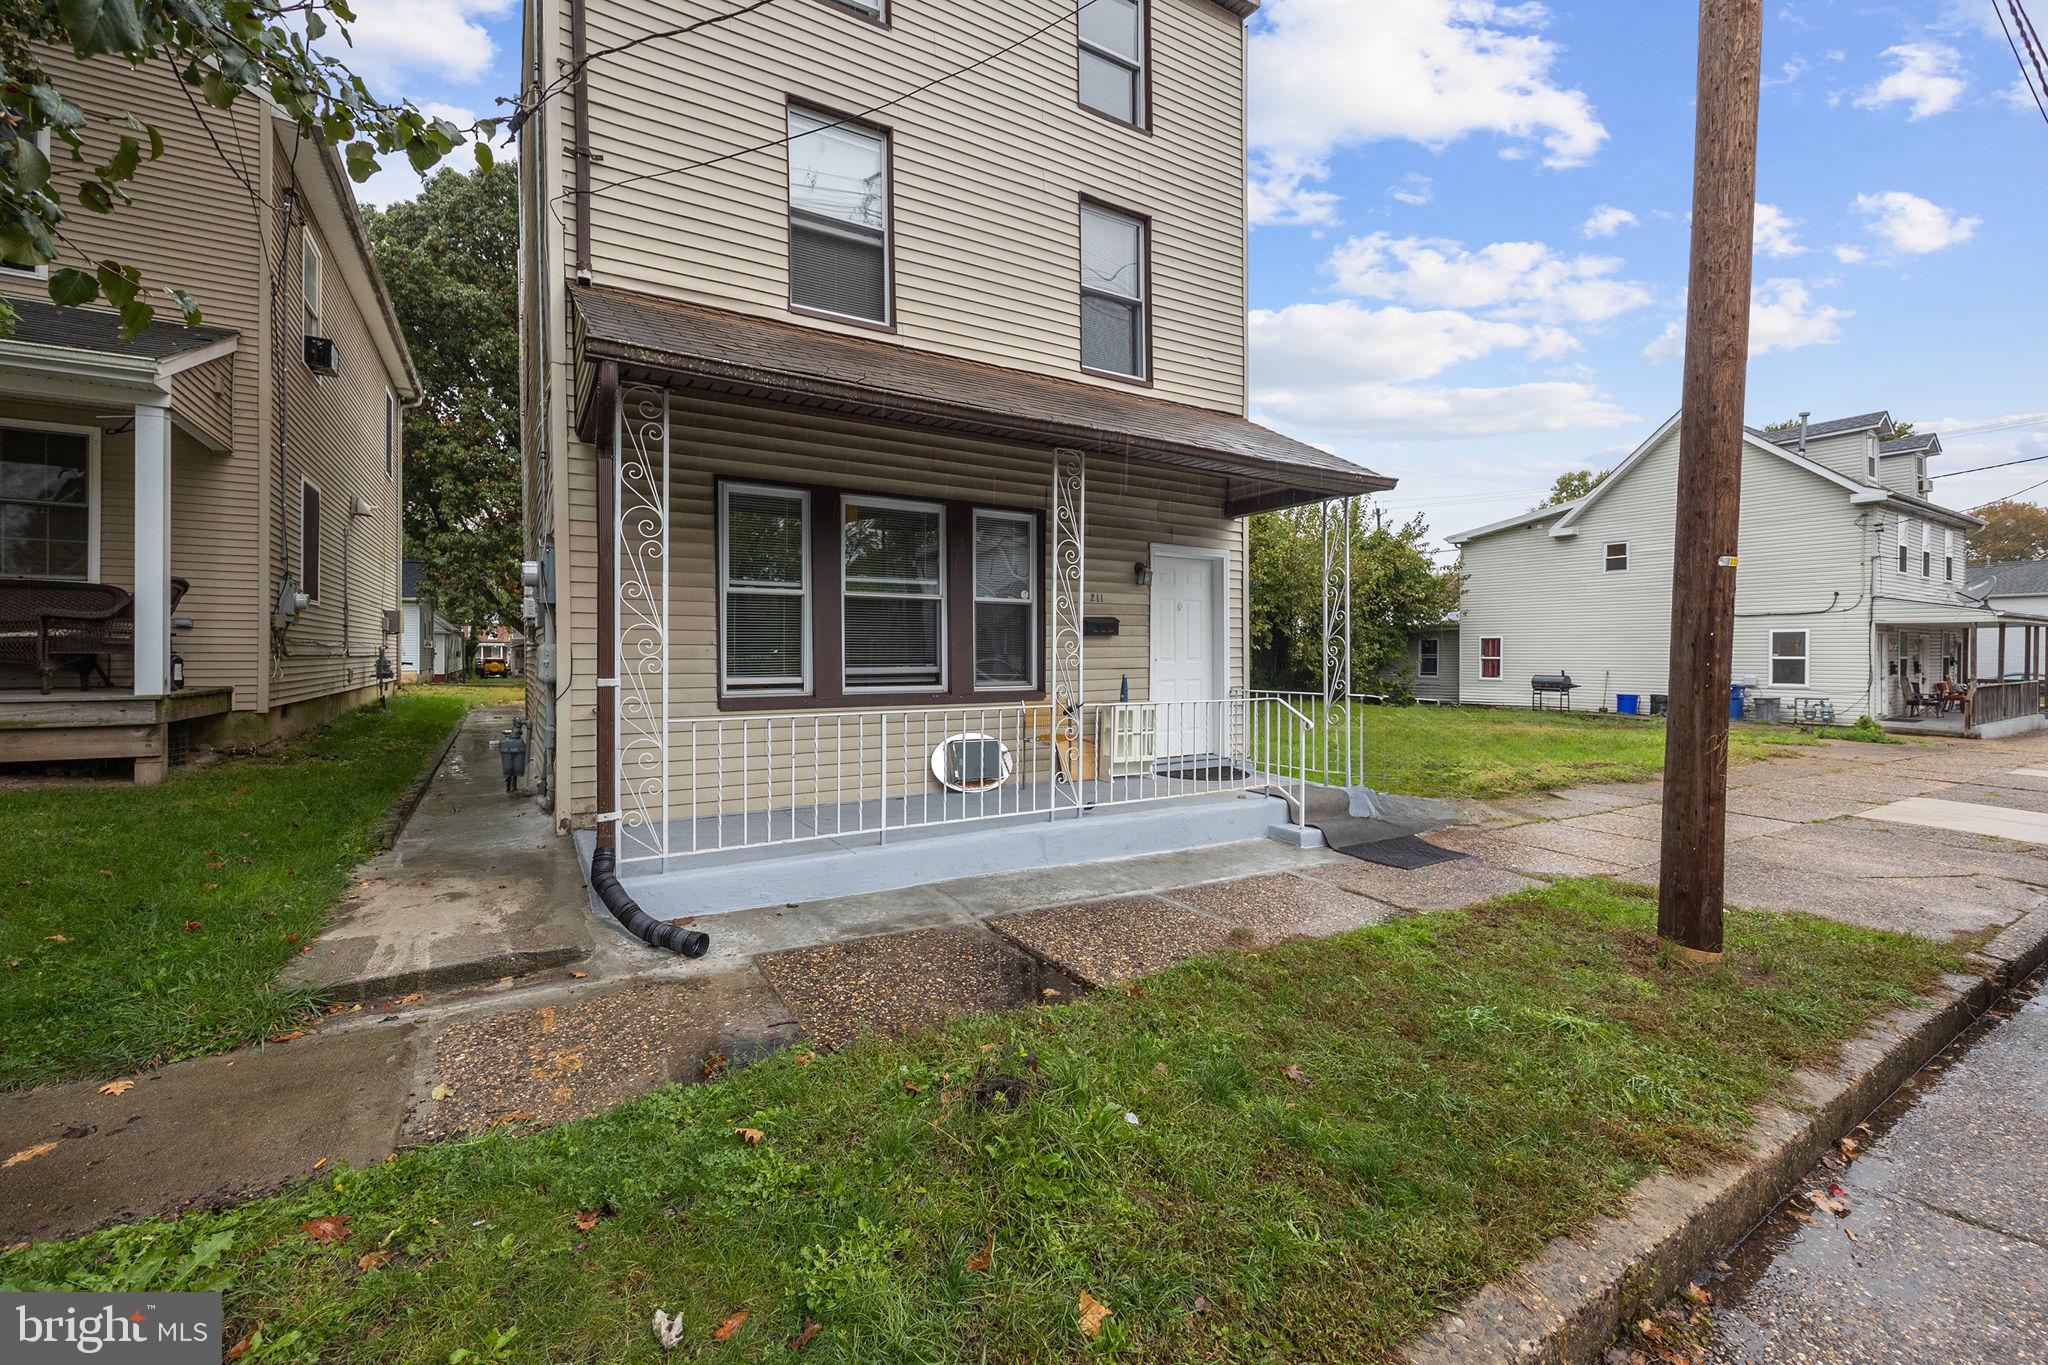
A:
1249 300 1627 439
351 103 485 208
1580 204 1637 238
2000 74 2047 115
1389 173 1435 206
1248 153 1342 228
1752 202 1807 258
1853 43 1967 120
1326 232 1655 325
1640 278 1848 363
1763 55 1811 87
1832 244 1868 264
318 0 515 90
1853 190 1981 254
1247 0 1606 218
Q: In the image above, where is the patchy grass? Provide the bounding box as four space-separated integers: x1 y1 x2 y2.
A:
0 690 484 1090
1265 703 1819 799
2 881 1954 1362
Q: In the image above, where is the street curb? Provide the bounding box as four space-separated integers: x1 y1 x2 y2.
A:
1402 911 2048 1365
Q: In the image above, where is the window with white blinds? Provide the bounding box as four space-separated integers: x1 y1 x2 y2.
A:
974 510 1037 687
787 107 889 324
721 484 811 691
1080 202 1146 378
843 497 944 690
1078 0 1144 125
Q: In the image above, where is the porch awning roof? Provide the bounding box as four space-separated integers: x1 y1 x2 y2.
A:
1872 598 2048 627
571 285 1392 510
0 299 238 364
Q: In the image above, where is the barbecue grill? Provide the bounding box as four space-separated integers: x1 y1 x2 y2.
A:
1530 672 1577 711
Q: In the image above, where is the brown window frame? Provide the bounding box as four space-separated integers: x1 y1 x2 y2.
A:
784 97 898 334
1078 195 1154 387
1076 0 1152 134
716 476 1047 712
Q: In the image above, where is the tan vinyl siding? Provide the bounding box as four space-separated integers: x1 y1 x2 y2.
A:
267 138 407 707
555 392 1247 820
171 354 238 452
1455 428 1887 720
571 0 1248 413
0 52 270 707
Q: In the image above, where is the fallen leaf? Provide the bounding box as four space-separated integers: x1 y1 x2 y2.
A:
1837 1135 1861 1161
568 970 588 979
98 1078 136 1097
1042 987 1061 998
311 1157 327 1171
1680 1283 1711 1307
44 934 68 943
574 1209 601 1231
1805 1189 1847 1217
1281 1063 1310 1085
1077 1290 1111 1338
712 1310 750 1341
356 1250 393 1270
223 1322 262 1359
184 921 203 933
788 1319 821 1350
267 1030 304 1044
394 993 423 1007
1782 1208 1817 1224
903 1081 923 1095
430 1083 455 1101
491 1110 536 1126
735 1127 764 1146
1153 1062 1169 1077
3 1142 58 1169
966 1234 993 1272
301 1215 351 1244
792 1052 815 1065
538 1006 557 1034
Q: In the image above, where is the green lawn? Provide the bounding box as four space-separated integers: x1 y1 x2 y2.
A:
3 881 1952 1362
0 687 497 1090
1262 704 1821 800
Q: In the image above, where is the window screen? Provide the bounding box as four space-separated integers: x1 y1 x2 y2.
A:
722 486 809 688
1079 0 1143 125
0 427 91 578
788 108 889 323
1770 630 1808 687
974 511 1036 687
844 498 944 689
300 481 322 601
1480 636 1502 680
1080 203 1146 377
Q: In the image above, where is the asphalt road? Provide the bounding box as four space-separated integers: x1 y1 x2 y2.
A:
1703 969 2048 1363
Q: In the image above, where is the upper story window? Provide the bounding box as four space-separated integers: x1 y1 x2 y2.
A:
299 478 323 603
831 0 885 17
1603 541 1629 572
787 107 891 326
1896 516 1911 575
1079 0 1146 127
301 236 323 335
1079 202 1147 380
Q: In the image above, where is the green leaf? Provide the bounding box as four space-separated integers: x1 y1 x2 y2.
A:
198 67 239 111
77 181 115 214
165 288 203 326
404 137 437 173
117 297 155 338
472 141 494 173
344 140 379 182
97 135 143 183
123 114 164 160
330 0 356 19
49 268 99 308
55 0 149 56
304 10 325 39
96 261 141 309
9 135 53 195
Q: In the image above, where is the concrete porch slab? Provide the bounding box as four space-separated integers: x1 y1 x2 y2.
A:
1858 797 2048 846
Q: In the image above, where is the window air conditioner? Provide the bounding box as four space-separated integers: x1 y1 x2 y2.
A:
303 334 339 376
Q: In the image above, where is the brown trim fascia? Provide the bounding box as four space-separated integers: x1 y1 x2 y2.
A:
594 366 618 849
713 475 1049 714
784 94 899 331
578 357 617 447
570 0 592 275
1223 486 1328 519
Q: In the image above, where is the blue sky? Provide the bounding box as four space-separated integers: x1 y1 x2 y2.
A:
348 0 2048 554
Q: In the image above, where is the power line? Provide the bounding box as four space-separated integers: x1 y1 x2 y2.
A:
1942 413 2048 438
1983 472 2048 506
1934 452 2048 479
584 0 1104 201
1998 0 2048 125
504 0 776 137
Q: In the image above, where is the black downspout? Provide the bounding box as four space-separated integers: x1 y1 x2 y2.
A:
593 361 707 957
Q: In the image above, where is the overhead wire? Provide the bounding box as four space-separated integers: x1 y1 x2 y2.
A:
1998 0 2048 124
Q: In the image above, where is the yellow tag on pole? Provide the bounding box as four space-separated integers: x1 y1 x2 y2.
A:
1718 555 1738 567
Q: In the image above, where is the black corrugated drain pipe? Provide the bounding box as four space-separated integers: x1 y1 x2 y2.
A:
590 846 708 957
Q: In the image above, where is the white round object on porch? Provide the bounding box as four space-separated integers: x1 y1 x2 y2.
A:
932 733 1013 793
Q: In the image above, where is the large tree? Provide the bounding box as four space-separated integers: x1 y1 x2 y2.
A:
1969 500 2048 565
1249 504 1461 694
0 0 500 334
362 164 518 632
1534 468 1610 509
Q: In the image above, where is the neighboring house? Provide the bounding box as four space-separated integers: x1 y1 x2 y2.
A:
1966 559 2048 681
518 0 1392 915
1405 618 1460 704
399 560 465 681
475 623 524 677
1447 412 2048 739
0 53 418 781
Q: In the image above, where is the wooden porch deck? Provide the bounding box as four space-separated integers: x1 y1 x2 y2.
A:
0 687 232 783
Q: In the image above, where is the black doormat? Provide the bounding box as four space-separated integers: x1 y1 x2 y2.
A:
1162 761 1251 781
1332 834 1468 869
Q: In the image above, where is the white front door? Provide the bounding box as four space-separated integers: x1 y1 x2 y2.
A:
1150 549 1222 756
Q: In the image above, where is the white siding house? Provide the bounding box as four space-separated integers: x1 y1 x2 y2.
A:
1447 412 2048 738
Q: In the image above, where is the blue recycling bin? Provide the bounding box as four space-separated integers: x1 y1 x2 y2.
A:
1616 693 1640 715
1729 684 1747 719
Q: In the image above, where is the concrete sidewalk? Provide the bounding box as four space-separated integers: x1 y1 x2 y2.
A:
282 705 591 1000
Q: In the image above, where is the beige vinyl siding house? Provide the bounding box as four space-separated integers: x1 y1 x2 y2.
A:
520 0 1389 918
1448 411 2045 738
0 52 417 780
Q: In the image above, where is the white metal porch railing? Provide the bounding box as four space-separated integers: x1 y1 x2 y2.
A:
611 694 1320 865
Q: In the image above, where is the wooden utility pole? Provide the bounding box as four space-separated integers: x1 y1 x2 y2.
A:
1659 0 1763 959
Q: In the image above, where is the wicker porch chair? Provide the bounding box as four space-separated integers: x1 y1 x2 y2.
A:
0 577 189 693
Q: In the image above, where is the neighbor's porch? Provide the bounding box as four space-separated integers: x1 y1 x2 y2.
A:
1873 600 2048 739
